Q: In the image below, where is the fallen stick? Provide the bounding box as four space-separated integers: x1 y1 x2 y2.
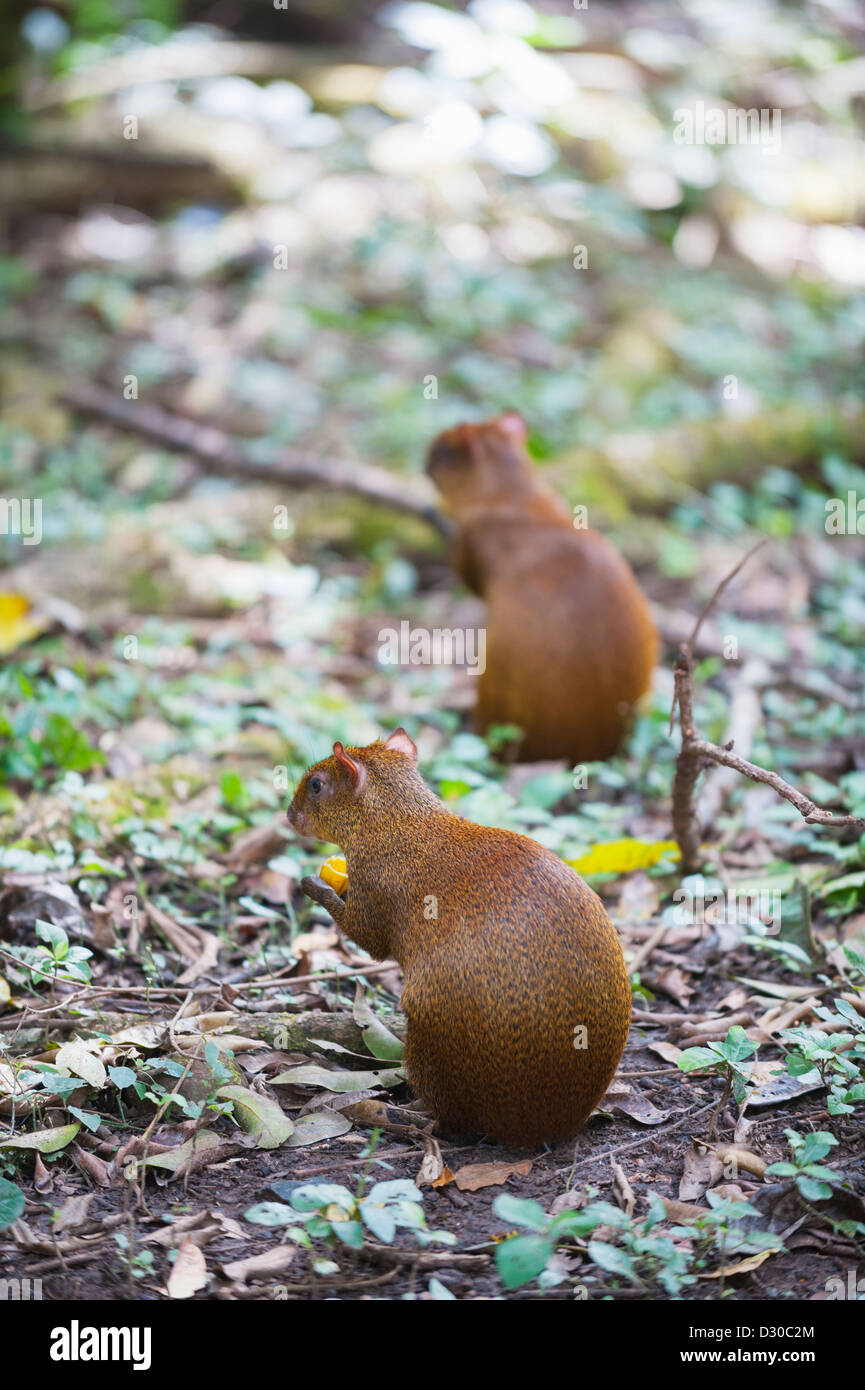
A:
1 1008 406 1055
62 382 450 536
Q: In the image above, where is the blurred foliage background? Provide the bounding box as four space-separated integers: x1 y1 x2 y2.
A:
0 0 863 840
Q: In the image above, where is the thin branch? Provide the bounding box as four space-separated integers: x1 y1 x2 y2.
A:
686 537 768 654
690 736 865 829
62 382 450 536
670 542 865 872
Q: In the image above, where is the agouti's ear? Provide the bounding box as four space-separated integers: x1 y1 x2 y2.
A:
333 741 367 794
384 728 418 763
497 411 527 442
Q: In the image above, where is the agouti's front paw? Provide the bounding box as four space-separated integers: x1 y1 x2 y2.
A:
300 874 346 922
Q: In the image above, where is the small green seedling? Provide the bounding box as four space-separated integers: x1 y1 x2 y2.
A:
245 1177 456 1253
677 1024 759 1122
765 1129 843 1202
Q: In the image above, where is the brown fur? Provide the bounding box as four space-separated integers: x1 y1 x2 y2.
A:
426 413 658 762
288 732 631 1147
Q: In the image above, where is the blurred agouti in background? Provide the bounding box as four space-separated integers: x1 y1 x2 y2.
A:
426 413 658 762
287 729 631 1147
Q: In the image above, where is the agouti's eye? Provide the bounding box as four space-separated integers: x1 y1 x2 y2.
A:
310 777 323 794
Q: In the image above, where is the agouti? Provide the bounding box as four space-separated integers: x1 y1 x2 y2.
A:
426 412 658 762
287 729 631 1148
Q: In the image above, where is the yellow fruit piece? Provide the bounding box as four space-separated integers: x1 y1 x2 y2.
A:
320 855 348 895
567 839 681 876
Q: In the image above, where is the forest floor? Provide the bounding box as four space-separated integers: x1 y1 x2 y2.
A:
1 0 865 1304
1 513 864 1302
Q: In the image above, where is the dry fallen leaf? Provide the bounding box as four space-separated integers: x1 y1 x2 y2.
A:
709 1145 767 1179
679 1144 723 1202
612 1162 636 1218
661 1197 707 1223
53 1193 96 1233
33 1153 52 1193
701 1249 775 1279
417 1132 446 1185
602 1087 671 1126
167 1238 209 1299
55 1039 108 1090
222 1245 297 1283
745 1061 823 1109
652 965 694 1008
453 1159 532 1192
430 1165 455 1188
71 1143 112 1187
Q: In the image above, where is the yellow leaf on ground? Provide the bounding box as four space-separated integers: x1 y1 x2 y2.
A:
0 593 49 655
567 839 681 875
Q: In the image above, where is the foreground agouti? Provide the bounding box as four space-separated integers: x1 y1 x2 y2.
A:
287 729 631 1147
426 412 658 762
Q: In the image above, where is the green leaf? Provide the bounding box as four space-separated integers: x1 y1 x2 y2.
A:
495 1233 554 1289
360 1201 396 1243
713 1025 758 1064
67 1107 101 1133
289 1183 354 1213
363 1021 404 1062
798 1131 838 1165
285 1111 353 1146
35 919 68 960
493 1193 549 1232
0 1122 80 1154
244 1202 296 1226
588 1240 637 1281
270 1064 404 1092
366 1180 423 1204
331 1220 365 1249
109 1065 137 1089
0 1177 25 1230
428 1277 456 1299
678 1047 720 1072
796 1176 833 1202
214 1085 294 1149
787 1053 819 1076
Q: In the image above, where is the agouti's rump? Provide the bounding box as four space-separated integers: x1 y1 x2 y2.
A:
425 413 658 763
477 528 657 762
400 831 630 1146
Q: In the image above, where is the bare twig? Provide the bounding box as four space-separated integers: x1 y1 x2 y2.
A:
62 383 450 535
686 538 768 654
697 657 767 830
626 922 669 977
670 542 865 872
